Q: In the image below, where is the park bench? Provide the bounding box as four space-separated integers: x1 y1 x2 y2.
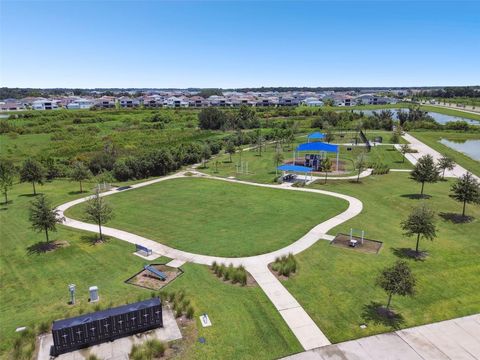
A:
135 244 153 256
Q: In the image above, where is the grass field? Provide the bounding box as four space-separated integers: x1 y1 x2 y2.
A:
66 177 349 257
410 131 480 176
282 173 480 343
0 179 301 359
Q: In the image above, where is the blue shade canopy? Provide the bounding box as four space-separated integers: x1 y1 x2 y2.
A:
277 164 313 173
296 142 339 153
308 132 325 139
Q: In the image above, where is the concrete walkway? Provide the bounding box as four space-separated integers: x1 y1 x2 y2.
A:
399 133 479 180
56 171 364 350
281 314 480 360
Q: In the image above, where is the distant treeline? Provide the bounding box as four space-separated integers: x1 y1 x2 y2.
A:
417 86 480 99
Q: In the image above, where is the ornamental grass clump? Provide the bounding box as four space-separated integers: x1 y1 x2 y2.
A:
272 253 297 277
211 262 247 286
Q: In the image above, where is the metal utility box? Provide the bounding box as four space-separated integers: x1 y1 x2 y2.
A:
50 298 162 356
89 286 99 302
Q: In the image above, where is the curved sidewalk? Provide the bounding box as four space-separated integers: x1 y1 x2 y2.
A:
56 172 363 350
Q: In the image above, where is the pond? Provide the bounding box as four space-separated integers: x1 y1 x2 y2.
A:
439 139 480 161
349 109 479 125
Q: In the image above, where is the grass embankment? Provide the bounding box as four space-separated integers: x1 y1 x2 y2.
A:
410 131 480 176
282 173 480 343
0 179 301 359
66 177 349 257
418 105 480 122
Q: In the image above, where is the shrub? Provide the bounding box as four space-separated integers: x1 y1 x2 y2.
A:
87 355 101 360
186 305 195 319
167 292 176 303
272 253 297 277
211 261 218 273
37 321 50 334
145 339 166 358
371 162 390 175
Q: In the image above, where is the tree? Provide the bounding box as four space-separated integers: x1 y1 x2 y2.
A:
399 144 411 163
324 129 334 143
321 157 332 184
0 159 15 204
450 172 480 218
401 204 437 254
409 155 439 196
201 144 212 168
273 151 284 176
376 261 416 310
198 108 227 130
29 195 64 243
355 153 367 183
437 156 455 179
84 191 113 242
225 141 236 163
20 158 45 195
255 130 264 157
70 161 92 192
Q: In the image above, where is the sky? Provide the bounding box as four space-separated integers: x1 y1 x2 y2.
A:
0 0 479 88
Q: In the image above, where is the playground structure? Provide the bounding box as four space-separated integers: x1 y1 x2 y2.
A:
293 141 340 171
144 264 167 281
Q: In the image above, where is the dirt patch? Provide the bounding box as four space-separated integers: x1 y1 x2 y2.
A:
331 234 383 254
126 264 183 290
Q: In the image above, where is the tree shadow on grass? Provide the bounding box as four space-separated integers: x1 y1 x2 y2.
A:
26 241 62 255
391 247 428 261
80 234 110 246
400 194 432 200
362 302 405 330
68 190 87 195
439 212 474 224
347 180 364 184
19 193 39 198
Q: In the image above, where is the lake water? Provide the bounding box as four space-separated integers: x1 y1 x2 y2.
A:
439 139 480 161
350 109 479 125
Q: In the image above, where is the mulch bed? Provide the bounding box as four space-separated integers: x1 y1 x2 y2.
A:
126 264 183 290
331 233 383 254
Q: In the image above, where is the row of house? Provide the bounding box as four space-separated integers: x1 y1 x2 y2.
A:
0 92 397 111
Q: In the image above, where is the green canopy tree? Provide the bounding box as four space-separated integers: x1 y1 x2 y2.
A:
273 151 284 176
0 159 15 204
401 204 437 254
399 144 411 163
225 141 236 163
201 144 212 168
450 172 480 218
20 158 45 195
321 157 332 184
376 261 416 310
437 156 455 179
409 155 439 196
29 195 64 243
70 161 92 192
84 190 113 242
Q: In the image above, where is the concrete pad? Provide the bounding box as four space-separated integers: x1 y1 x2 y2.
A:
335 340 376 360
37 308 181 360
291 324 331 350
133 251 161 261
454 316 480 341
397 327 449 360
165 259 185 268
355 333 421 360
417 322 476 360
439 321 480 357
280 307 318 329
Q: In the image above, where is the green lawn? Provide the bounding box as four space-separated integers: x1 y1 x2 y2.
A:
282 173 480 343
0 179 301 359
66 177 349 257
410 131 480 176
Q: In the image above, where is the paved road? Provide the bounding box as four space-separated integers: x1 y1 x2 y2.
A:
281 314 480 360
398 133 479 180
56 171 364 350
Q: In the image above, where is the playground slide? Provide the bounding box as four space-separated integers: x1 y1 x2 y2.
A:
144 265 167 280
